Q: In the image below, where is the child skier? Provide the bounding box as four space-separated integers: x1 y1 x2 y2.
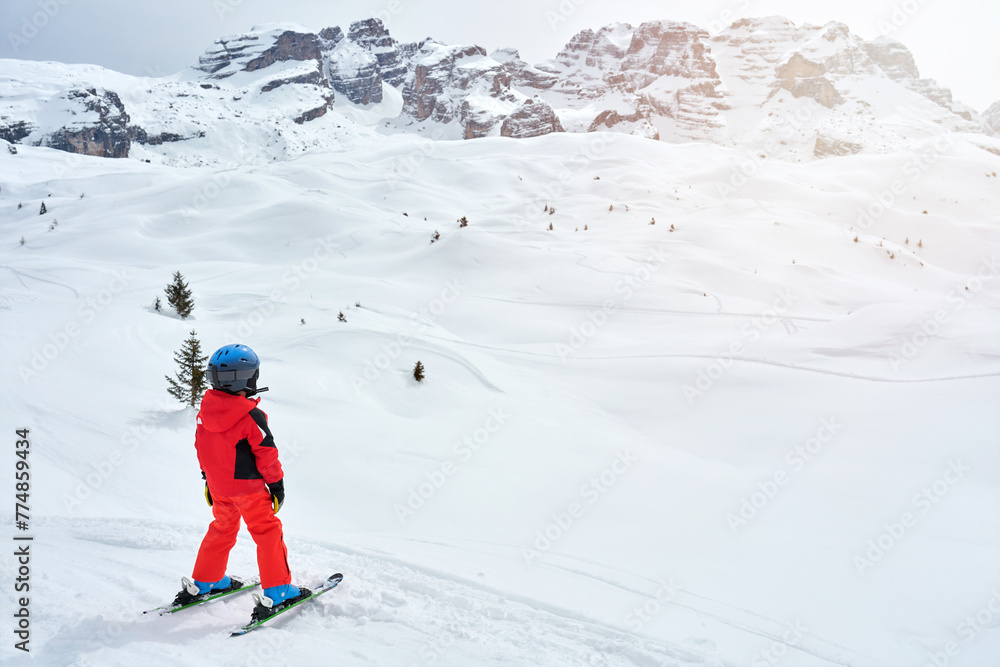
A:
173 343 306 616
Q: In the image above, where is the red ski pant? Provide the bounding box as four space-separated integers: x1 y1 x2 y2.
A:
192 490 291 589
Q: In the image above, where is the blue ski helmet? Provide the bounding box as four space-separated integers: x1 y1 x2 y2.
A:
207 344 260 394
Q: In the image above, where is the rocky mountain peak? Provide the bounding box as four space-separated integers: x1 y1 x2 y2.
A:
984 101 1000 136
862 37 919 80
243 30 322 72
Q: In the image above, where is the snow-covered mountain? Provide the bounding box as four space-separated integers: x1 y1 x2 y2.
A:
2 13 1000 667
1 16 996 167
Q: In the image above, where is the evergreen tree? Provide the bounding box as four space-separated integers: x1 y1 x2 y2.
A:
154 296 162 311
166 330 208 407
165 271 194 318
413 361 425 383
39 202 47 215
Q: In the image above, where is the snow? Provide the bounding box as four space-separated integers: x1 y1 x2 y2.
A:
0 126 999 666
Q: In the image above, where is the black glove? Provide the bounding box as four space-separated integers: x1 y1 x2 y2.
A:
268 479 285 514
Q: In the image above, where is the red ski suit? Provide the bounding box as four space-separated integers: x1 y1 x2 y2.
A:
191 389 291 589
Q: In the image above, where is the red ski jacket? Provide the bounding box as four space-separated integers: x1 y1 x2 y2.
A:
195 389 283 498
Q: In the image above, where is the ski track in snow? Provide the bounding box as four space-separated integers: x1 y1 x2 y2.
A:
419 332 999 384
15 518 757 667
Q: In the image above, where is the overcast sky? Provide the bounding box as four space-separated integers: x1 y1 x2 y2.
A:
2 0 997 111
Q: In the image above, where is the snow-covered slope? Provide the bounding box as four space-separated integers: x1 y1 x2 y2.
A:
1 16 992 168
1 125 998 665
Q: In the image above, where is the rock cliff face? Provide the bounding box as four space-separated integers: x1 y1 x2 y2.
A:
535 24 634 98
326 37 383 105
243 31 322 72
500 98 564 138
775 53 844 108
401 43 523 137
347 19 413 87
984 101 1000 137
491 48 559 91
42 88 132 158
861 37 919 80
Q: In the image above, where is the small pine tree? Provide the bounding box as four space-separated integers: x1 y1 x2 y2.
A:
413 361 425 383
338 311 347 322
548 222 553 231
301 318 306 325
543 204 548 212
39 202 47 215
458 216 468 228
154 296 162 311
608 204 613 211
165 330 208 407
19 236 25 246
17 203 22 210
918 239 923 248
584 225 588 231
165 271 194 318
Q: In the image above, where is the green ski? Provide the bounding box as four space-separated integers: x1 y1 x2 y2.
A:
231 573 343 636
144 577 259 616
